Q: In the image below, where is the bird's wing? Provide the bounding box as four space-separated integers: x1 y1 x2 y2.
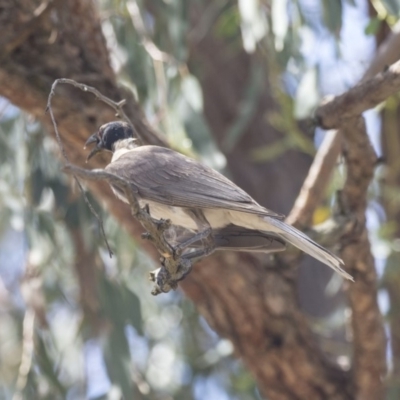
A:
105 146 285 219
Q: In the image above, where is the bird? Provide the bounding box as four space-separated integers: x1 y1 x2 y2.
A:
84 121 353 281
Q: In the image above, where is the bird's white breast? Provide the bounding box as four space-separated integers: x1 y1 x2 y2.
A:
110 185 199 230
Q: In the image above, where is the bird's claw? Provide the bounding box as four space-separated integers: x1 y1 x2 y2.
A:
149 257 192 295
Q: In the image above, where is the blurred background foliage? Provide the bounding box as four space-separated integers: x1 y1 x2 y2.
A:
1 0 400 399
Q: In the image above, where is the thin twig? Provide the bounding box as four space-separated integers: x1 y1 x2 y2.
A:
46 79 114 257
46 78 134 129
362 21 400 81
12 309 35 400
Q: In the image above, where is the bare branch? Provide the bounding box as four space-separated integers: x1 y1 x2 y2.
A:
45 77 155 256
286 130 342 228
12 309 35 400
319 116 386 399
46 78 134 137
316 59 400 129
362 22 400 81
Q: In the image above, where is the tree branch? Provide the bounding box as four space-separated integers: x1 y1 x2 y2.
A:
316 58 400 129
286 130 342 228
47 79 133 133
315 115 386 400
362 21 400 81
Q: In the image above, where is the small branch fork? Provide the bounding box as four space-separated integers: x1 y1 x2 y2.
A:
279 58 400 399
46 78 133 128
62 164 199 295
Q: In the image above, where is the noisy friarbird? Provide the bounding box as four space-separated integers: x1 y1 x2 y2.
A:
85 121 353 281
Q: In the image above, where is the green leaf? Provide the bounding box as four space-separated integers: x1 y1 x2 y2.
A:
381 0 400 16
322 0 342 36
35 334 67 397
223 64 264 151
37 211 56 243
365 17 382 36
215 4 241 40
181 75 203 112
123 287 144 335
99 277 143 334
294 67 319 119
103 328 135 400
251 137 293 162
30 168 45 206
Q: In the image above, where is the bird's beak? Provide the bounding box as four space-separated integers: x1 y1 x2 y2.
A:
86 145 102 162
84 133 102 162
84 133 98 149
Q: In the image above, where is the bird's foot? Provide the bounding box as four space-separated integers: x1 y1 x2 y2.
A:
155 218 171 232
141 231 152 240
172 245 184 259
149 257 193 295
141 218 171 245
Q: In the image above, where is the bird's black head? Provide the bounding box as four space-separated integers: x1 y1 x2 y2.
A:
85 121 134 161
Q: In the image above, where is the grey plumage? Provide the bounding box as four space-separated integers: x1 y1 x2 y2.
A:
167 225 286 254
86 121 354 281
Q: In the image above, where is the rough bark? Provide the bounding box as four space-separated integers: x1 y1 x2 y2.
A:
381 93 400 396
0 0 387 399
340 118 386 400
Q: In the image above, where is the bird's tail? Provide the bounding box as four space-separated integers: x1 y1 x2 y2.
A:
263 216 354 281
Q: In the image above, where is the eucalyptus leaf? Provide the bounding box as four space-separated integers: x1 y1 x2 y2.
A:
365 17 382 36
381 0 400 16
35 334 67 397
294 67 319 119
181 75 203 112
223 64 264 151
123 286 144 335
322 0 342 35
103 328 136 399
272 0 289 51
251 137 293 162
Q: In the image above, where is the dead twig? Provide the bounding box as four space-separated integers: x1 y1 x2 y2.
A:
46 78 134 133
12 309 35 400
46 79 114 257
